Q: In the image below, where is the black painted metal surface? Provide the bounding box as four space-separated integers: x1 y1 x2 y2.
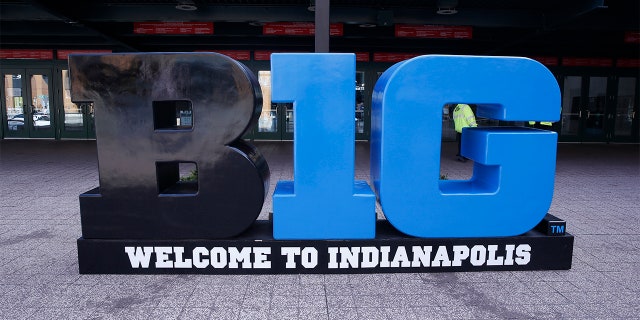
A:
69 53 270 239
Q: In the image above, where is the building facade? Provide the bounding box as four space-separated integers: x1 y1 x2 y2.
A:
1 1 638 142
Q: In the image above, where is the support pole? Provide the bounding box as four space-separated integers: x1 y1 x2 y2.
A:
314 0 330 52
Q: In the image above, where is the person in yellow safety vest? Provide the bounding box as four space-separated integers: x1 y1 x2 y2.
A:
528 120 553 129
453 103 478 162
529 107 560 129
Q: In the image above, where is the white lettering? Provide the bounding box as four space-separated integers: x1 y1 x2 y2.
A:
154 246 173 268
486 245 504 266
300 247 318 268
340 247 361 268
327 247 339 269
361 247 379 268
281 247 301 268
504 244 515 265
173 247 192 268
192 247 209 268
124 246 154 268
451 245 470 267
470 245 487 266
253 247 272 269
515 244 531 265
228 247 252 268
390 246 410 267
432 246 452 267
379 246 391 267
210 247 228 268
122 243 531 270
411 246 432 267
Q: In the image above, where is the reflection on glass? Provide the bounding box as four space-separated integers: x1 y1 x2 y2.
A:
561 76 582 135
62 69 86 131
88 103 96 136
355 71 365 134
4 74 24 131
258 71 277 133
584 77 607 137
615 77 636 138
259 108 278 132
30 74 51 130
284 103 294 133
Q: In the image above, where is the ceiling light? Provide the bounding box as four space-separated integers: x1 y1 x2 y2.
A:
176 0 198 11
436 0 458 15
437 8 457 15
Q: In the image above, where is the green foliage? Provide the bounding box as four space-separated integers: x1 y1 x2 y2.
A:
180 169 198 182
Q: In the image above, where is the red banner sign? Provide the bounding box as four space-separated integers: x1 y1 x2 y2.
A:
263 22 343 36
355 52 370 62
528 56 559 67
395 24 472 39
373 52 420 63
133 22 214 35
0 49 53 60
616 59 640 68
624 31 640 43
57 50 112 60
562 57 613 67
195 50 251 61
254 50 275 61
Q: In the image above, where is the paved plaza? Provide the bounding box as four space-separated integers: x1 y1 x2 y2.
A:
0 139 638 319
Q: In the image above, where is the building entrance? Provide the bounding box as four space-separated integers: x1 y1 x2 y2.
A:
2 68 54 139
57 68 95 139
612 76 639 142
561 75 639 142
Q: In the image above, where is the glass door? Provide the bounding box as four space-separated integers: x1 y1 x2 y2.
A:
355 71 368 140
583 76 608 141
58 68 95 139
610 77 639 142
254 70 283 140
252 70 294 140
251 69 369 141
560 76 583 141
281 102 294 140
2 68 54 138
560 75 611 142
2 69 25 137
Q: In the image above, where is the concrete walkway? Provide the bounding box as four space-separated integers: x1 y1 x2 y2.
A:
0 139 638 319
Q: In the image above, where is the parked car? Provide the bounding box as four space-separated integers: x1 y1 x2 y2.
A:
33 114 51 127
6 113 51 130
7 114 24 131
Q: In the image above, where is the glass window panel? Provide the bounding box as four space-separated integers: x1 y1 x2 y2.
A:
615 77 636 137
355 71 365 134
258 71 277 133
30 74 51 130
284 103 294 133
561 76 582 136
4 74 24 131
584 77 607 136
62 69 85 131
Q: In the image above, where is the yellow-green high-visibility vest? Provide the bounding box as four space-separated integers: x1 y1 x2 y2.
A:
453 104 477 133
